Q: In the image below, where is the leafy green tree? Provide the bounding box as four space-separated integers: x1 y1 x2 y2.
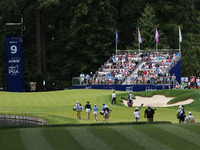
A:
60 0 118 87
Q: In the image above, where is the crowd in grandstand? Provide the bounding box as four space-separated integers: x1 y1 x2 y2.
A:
93 52 143 85
129 51 179 85
79 51 181 86
175 75 200 89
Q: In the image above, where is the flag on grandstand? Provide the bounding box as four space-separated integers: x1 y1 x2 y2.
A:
138 28 142 43
155 28 159 43
116 29 118 44
179 26 182 42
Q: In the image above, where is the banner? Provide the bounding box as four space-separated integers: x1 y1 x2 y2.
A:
116 29 118 44
6 38 23 92
179 26 182 42
138 28 142 43
155 28 159 43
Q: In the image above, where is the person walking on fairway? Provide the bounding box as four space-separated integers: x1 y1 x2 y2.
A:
128 92 133 107
103 105 110 123
185 112 195 123
85 101 91 119
93 104 98 121
177 105 185 123
133 108 140 122
111 91 116 105
75 101 82 119
144 105 155 122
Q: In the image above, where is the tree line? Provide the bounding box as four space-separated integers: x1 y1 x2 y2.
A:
0 0 199 91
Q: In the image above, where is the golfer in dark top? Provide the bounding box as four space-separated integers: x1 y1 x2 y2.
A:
85 101 91 119
144 105 155 122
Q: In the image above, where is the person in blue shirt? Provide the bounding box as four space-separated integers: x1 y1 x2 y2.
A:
177 105 185 123
103 105 110 123
93 104 98 121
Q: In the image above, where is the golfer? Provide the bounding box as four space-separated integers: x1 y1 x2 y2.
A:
93 104 98 121
85 101 91 119
144 105 155 122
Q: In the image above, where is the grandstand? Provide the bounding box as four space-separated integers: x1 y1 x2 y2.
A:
73 49 181 91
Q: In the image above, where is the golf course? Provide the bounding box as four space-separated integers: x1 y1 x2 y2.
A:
0 89 200 149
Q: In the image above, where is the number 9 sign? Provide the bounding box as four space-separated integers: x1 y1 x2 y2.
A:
11 45 17 54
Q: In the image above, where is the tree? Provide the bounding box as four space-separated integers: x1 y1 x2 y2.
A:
60 0 118 88
133 3 169 50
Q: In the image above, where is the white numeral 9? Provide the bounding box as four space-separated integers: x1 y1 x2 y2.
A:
11 45 17 54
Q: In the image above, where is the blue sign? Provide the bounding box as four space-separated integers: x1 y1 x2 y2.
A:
6 38 23 92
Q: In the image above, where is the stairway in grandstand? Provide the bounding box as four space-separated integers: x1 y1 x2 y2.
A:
122 61 146 85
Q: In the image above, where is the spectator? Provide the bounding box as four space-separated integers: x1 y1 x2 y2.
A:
185 112 195 123
196 77 200 89
80 73 85 85
89 72 93 84
144 105 155 122
86 74 90 85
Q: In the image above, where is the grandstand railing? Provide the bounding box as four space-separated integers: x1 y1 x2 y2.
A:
116 49 180 55
72 76 177 86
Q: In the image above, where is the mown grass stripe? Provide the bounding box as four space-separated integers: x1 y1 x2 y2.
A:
177 123 200 134
0 129 25 150
156 124 200 147
134 124 200 149
42 127 84 150
66 127 113 150
19 128 53 150
88 126 143 150
110 125 171 150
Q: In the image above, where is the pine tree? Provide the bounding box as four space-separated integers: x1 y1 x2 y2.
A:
133 3 169 50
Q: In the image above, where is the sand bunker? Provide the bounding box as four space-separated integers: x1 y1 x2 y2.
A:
123 95 194 107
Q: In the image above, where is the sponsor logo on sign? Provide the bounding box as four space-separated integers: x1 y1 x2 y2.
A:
8 57 20 63
8 65 20 75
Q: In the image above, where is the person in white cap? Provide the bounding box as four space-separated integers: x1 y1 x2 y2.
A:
144 105 155 122
93 104 98 121
185 112 195 123
75 101 82 119
111 91 116 105
128 92 133 107
177 105 185 123
133 108 140 122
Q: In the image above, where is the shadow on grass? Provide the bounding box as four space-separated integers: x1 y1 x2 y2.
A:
0 121 172 129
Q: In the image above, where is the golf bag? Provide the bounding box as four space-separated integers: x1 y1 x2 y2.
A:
127 100 133 107
73 106 84 112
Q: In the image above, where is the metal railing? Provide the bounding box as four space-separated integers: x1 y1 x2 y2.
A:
116 49 180 55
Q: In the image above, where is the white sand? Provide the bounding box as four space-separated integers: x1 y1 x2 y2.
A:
123 95 194 107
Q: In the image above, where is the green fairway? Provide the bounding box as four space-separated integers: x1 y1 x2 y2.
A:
1 123 200 150
0 89 200 124
1 89 200 150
